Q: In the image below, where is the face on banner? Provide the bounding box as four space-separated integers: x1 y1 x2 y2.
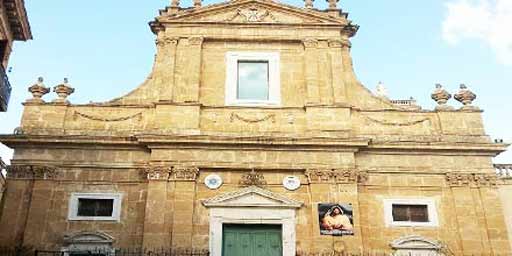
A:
318 203 354 236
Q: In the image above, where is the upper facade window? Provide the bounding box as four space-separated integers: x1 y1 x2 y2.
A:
68 193 122 221
225 52 280 106
384 199 439 227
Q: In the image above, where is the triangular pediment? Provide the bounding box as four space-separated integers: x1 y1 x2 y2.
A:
158 0 348 25
202 186 303 208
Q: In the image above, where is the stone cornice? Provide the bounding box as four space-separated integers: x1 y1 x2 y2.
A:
305 169 368 184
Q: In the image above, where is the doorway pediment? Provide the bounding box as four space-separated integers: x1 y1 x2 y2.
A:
202 185 303 208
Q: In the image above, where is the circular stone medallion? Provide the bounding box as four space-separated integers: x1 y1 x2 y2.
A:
282 176 301 191
204 174 223 190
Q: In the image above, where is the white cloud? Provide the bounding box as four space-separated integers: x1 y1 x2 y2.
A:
442 0 512 65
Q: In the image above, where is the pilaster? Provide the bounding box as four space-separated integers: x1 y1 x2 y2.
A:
142 166 173 248
0 165 57 247
155 34 179 102
328 39 347 104
305 169 367 254
303 39 320 105
174 37 203 103
445 172 511 254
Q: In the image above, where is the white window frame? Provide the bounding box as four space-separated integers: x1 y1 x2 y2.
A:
68 193 123 221
225 51 281 106
383 198 439 227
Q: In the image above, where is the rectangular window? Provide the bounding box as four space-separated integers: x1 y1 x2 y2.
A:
77 198 114 217
68 193 122 221
384 199 438 227
237 60 269 101
392 204 429 222
225 52 280 106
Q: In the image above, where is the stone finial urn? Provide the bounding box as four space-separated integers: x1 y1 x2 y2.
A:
28 77 50 103
431 83 453 111
454 84 477 110
304 0 314 9
53 78 75 103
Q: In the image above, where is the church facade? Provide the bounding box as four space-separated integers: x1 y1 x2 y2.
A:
0 0 510 255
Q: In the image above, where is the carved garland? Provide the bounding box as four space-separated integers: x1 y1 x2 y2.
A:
143 166 199 181
445 172 497 187
230 113 276 123
7 165 59 180
362 115 430 127
73 111 142 122
306 169 368 184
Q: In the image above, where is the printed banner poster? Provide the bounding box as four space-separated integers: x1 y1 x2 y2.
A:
318 203 354 236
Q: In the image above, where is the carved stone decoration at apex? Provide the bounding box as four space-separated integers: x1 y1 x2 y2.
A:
7 165 59 180
27 77 50 103
53 78 75 103
240 169 267 187
431 83 454 111
226 6 278 23
454 84 478 110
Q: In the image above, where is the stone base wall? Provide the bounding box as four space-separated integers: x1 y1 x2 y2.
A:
0 165 509 255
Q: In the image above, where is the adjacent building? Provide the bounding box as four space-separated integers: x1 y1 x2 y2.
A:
0 0 510 255
0 0 32 112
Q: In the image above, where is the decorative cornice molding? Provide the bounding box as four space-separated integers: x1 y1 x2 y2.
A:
445 172 497 187
239 169 267 187
143 166 199 181
306 169 367 184
7 165 59 180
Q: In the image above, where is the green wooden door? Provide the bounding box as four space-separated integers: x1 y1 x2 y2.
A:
222 224 282 256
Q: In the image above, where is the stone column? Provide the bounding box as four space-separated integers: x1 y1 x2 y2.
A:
142 167 173 248
303 39 320 105
174 37 203 103
328 40 347 104
170 167 199 249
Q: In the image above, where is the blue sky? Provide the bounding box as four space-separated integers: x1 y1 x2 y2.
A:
0 0 511 164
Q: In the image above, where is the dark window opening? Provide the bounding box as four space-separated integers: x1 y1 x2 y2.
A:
392 204 429 222
77 198 114 217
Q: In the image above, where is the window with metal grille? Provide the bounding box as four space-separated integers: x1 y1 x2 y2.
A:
77 198 114 217
392 204 429 222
